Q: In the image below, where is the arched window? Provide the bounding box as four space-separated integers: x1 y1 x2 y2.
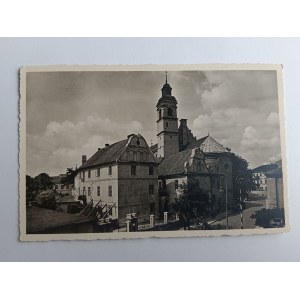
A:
168 107 173 116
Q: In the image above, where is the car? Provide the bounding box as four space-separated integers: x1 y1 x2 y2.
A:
269 218 284 228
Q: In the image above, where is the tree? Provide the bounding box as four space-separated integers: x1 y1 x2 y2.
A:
251 208 285 228
175 179 210 221
26 175 37 204
61 168 77 185
230 153 255 204
26 173 55 207
34 173 53 191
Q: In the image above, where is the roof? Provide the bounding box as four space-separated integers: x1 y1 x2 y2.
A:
150 143 158 153
26 206 94 233
78 139 127 170
56 195 79 203
185 135 229 153
158 149 193 177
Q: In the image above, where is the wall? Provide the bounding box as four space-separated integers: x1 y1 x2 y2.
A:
266 178 284 209
118 164 158 224
74 164 119 218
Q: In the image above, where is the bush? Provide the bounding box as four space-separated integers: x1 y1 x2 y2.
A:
251 208 285 228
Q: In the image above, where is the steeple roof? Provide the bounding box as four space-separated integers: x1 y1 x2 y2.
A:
185 135 229 153
161 72 172 96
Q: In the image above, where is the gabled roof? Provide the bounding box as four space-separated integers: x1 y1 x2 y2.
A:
78 139 127 171
158 149 193 177
185 135 229 153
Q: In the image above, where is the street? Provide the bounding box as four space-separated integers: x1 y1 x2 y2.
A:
215 196 266 229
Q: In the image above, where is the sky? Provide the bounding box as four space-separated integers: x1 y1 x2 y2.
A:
26 70 282 176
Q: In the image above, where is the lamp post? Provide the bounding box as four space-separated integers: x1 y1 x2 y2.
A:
219 174 228 229
237 177 244 229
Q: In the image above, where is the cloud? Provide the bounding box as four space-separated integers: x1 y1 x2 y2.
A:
190 71 281 168
27 115 144 176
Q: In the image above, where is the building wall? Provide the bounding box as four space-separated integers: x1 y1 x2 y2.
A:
74 164 119 219
266 177 284 209
117 164 158 224
253 172 268 191
157 103 179 157
157 133 179 157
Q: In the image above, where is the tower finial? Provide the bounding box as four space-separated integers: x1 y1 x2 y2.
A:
165 71 168 84
208 131 210 136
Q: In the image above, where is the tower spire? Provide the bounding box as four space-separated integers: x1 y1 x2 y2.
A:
165 71 168 84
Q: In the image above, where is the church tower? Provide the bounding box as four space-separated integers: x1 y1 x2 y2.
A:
156 73 179 157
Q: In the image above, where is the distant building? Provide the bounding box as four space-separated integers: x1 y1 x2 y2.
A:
51 174 73 195
74 134 158 224
252 163 279 192
265 161 284 209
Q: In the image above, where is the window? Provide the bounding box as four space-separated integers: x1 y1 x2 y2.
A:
149 166 154 175
83 187 86 195
133 152 137 161
168 107 173 116
150 203 155 214
131 165 136 175
108 166 112 175
97 168 100 177
88 187 91 196
149 185 154 195
159 109 162 119
97 186 100 197
83 171 85 179
166 122 168 128
66 184 69 189
108 185 112 197
60 184 64 189
175 180 179 190
55 185 58 190
88 170 91 178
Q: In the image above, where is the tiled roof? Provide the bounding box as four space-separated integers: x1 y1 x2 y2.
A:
185 135 229 153
150 143 158 153
78 139 128 170
26 206 93 233
158 149 193 177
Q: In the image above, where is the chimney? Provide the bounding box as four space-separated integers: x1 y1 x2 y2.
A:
105 143 109 147
82 155 87 165
180 119 187 126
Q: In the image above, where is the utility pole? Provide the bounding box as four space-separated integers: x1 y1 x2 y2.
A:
239 178 244 229
225 179 228 229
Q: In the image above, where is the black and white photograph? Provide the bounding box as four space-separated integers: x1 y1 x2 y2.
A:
19 64 289 240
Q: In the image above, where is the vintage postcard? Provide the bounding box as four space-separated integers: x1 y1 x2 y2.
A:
19 64 289 241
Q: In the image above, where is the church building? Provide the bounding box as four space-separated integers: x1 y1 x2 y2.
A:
151 74 234 215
